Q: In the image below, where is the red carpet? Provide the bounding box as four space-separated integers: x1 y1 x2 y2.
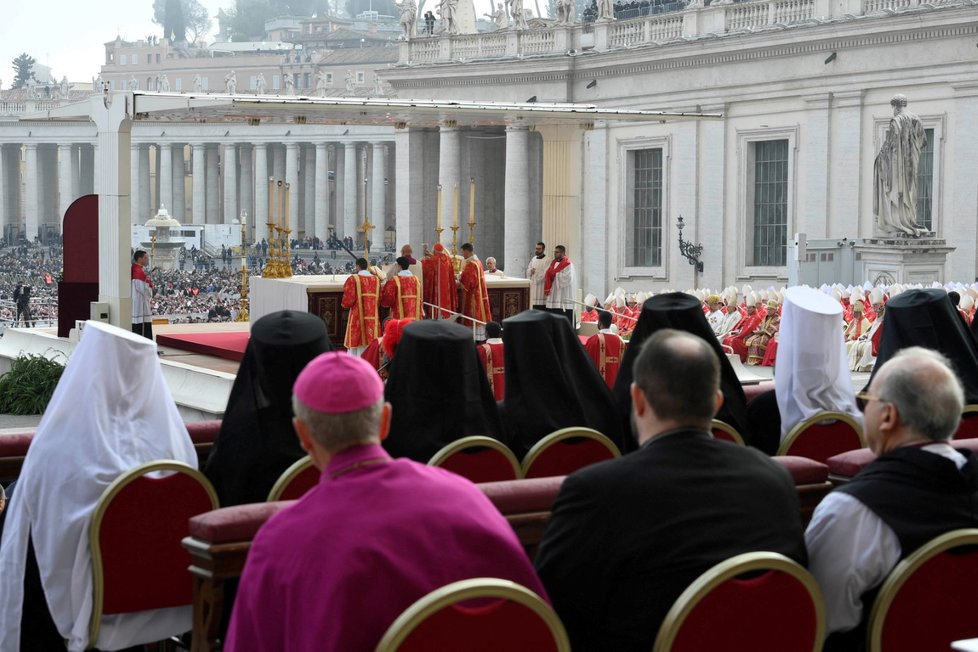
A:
156 332 250 362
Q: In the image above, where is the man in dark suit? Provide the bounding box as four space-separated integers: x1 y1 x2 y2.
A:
535 328 807 651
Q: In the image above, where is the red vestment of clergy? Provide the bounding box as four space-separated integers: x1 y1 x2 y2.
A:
580 309 599 323
459 257 492 328
871 319 884 356
477 341 506 401
585 332 623 388
422 251 457 319
722 312 762 363
341 272 381 349
381 274 423 320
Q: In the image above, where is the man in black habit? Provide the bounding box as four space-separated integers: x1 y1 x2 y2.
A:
535 329 807 652
500 309 623 457
383 320 505 462
612 292 750 452
205 310 332 506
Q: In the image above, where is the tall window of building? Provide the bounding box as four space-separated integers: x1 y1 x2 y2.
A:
356 71 365 83
174 77 182 91
303 72 311 88
916 127 935 230
147 54 153 64
272 75 281 90
201 77 209 90
120 54 127 65
750 139 789 267
626 148 663 267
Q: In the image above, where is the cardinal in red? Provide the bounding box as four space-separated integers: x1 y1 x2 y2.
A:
422 243 457 319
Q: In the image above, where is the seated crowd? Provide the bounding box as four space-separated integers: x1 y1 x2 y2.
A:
1 283 977 650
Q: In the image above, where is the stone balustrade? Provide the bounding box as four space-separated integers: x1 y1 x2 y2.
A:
398 0 963 64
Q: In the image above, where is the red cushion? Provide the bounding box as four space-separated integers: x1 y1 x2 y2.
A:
186 420 222 444
668 568 819 652
0 432 35 456
826 448 877 479
772 456 829 485
478 477 566 515
394 597 560 652
524 438 616 479
783 420 863 463
438 447 520 484
188 501 295 543
877 545 978 651
277 466 321 501
98 471 216 614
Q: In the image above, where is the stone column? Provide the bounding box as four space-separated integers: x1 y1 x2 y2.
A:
582 125 608 297
0 146 7 237
504 125 530 279
803 93 830 238
951 83 978 281
535 124 585 286
59 143 74 225
286 142 300 233
240 145 254 231
129 143 141 225
304 144 316 238
315 142 329 244
438 123 461 244
371 142 387 239
394 127 428 251
24 144 39 240
343 142 358 240
254 143 269 241
172 144 186 221
273 145 286 182
138 145 150 220
206 145 219 224
80 145 95 196
70 144 81 200
192 143 206 224
92 94 133 328
159 143 173 213
223 143 238 224
830 91 863 239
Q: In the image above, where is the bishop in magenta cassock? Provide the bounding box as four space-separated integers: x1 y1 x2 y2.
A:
224 352 546 652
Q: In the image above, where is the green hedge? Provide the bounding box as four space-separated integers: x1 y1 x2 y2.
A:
0 354 65 415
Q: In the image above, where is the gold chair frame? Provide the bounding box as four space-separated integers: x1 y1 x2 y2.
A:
374 577 571 652
89 460 219 647
266 455 315 501
653 551 825 652
520 427 621 478
777 410 866 457
428 436 523 479
710 419 746 446
867 528 978 652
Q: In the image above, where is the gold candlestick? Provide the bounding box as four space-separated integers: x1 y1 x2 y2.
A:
284 183 292 277
468 177 477 244
360 215 375 261
237 221 250 321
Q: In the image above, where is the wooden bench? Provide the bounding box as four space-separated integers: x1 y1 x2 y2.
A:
180 457 828 651
0 420 222 483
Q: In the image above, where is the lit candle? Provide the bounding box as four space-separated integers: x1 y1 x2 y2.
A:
436 184 443 231
267 178 274 225
469 177 475 223
453 183 459 229
284 183 290 231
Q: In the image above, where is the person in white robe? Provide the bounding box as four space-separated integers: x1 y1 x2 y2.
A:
527 241 550 309
776 286 862 442
0 321 197 651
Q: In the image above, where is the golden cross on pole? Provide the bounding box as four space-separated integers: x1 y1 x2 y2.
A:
360 216 375 260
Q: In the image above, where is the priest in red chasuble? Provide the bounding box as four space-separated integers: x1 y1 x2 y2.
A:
381 257 423 320
422 242 457 319
585 310 624 388
458 242 492 340
341 257 381 356
477 321 506 401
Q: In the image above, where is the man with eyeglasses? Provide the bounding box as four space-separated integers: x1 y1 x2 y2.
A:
805 347 978 650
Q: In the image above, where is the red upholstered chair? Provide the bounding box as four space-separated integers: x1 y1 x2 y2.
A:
521 427 621 479
186 419 222 468
867 529 978 652
375 578 570 652
428 436 522 483
777 411 866 464
266 456 320 501
652 552 825 652
89 460 219 647
711 419 746 446
954 405 978 440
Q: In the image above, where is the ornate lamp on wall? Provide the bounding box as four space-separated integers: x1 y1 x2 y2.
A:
676 214 704 273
